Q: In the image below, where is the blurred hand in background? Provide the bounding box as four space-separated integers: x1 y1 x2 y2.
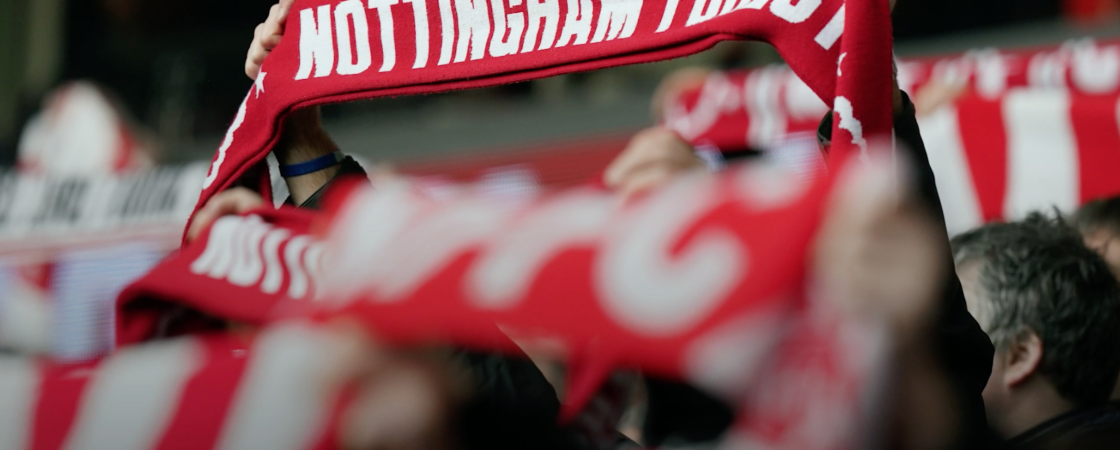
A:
603 127 706 199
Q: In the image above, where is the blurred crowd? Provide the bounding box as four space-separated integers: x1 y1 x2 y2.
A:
4 1 1120 450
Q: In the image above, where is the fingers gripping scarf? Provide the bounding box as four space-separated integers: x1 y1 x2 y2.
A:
189 0 894 241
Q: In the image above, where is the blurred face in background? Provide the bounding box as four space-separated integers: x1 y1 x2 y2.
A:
1084 229 1120 279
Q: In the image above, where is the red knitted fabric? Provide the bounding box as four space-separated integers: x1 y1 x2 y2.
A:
189 0 894 241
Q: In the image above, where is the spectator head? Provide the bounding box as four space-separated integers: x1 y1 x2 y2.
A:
1073 196 1120 277
951 213 1120 439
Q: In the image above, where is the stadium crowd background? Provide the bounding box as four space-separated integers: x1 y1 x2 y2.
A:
3 0 1120 449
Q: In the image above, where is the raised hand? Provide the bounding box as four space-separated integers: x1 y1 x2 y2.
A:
186 187 265 242
603 127 708 199
246 0 296 80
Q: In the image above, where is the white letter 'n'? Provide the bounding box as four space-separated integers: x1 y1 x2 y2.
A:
295 5 336 79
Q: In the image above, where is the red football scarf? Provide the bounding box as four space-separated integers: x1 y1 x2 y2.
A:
21 314 885 450
7 325 347 450
189 0 894 240
664 38 1120 153
122 158 833 406
661 38 1120 231
301 161 893 446
305 165 829 412
117 208 320 346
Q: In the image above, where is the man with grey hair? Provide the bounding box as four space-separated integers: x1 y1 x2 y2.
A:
951 213 1120 448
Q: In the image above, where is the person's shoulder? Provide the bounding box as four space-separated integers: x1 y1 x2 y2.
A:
1072 401 1120 438
1009 402 1120 450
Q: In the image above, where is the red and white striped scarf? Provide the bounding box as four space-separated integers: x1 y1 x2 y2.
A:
661 38 1120 234
12 311 882 450
1 324 345 450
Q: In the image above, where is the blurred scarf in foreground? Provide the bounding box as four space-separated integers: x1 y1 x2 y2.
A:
118 157 887 450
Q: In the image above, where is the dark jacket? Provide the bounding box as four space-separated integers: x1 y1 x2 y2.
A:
1006 401 1120 450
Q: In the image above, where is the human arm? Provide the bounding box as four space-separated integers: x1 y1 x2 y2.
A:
817 88 997 449
247 0 361 207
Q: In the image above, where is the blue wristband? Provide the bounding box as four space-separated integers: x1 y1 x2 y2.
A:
279 151 344 177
